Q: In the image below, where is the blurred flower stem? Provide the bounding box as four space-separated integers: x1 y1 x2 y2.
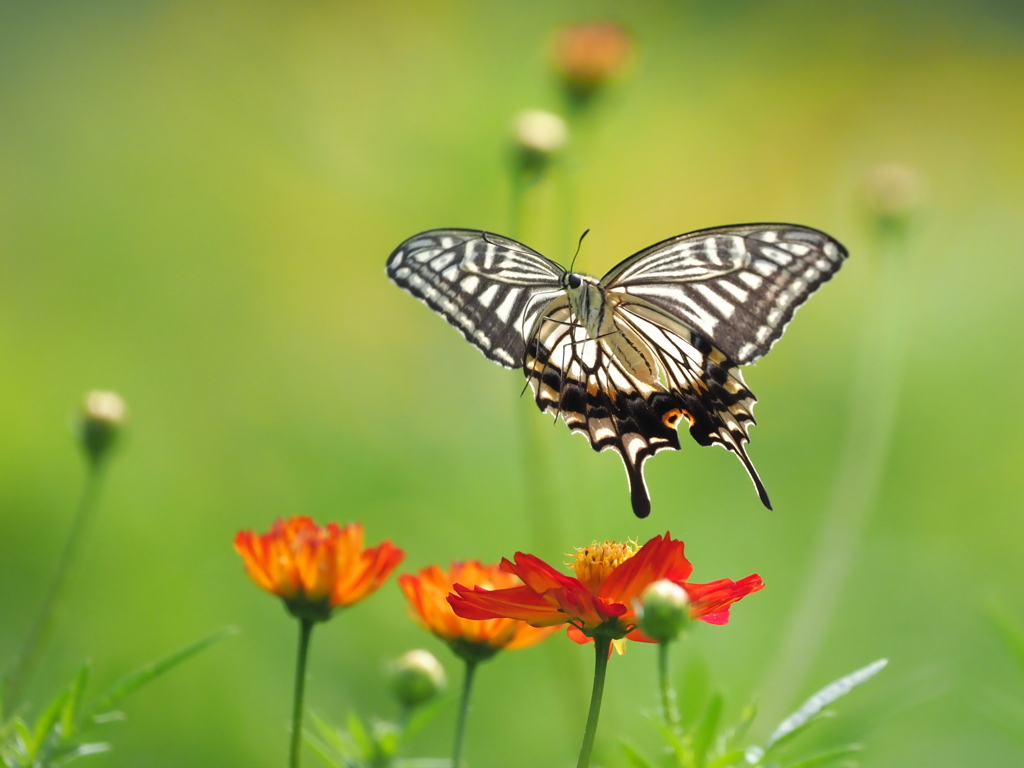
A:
4 463 107 715
760 166 920 723
399 561 555 766
451 658 478 768
507 109 588 731
290 619 314 768
639 580 690 734
576 635 612 768
4 392 125 717
658 641 682 734
508 109 568 552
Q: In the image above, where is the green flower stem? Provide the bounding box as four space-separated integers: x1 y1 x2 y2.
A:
760 222 911 723
508 154 560 548
658 641 681 735
4 459 108 716
290 619 315 768
509 147 586 733
576 636 612 768
451 658 479 768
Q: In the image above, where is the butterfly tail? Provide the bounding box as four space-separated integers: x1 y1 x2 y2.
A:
626 463 652 518
735 446 772 510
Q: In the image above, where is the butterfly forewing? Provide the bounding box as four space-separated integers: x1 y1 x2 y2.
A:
387 229 565 367
604 224 847 366
386 224 847 517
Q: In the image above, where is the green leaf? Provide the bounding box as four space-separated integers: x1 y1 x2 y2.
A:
57 666 90 744
779 743 862 768
763 659 887 753
305 732 345 768
52 741 111 765
620 740 659 768
721 700 758 752
647 710 687 763
28 667 88 762
678 655 711 730
400 696 448 743
87 626 235 719
346 712 374 759
14 716 34 749
371 719 401 760
306 710 355 768
692 691 723 767
307 710 350 755
763 711 836 757
706 747 749 768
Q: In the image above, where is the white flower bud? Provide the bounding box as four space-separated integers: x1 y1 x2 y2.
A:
79 391 126 464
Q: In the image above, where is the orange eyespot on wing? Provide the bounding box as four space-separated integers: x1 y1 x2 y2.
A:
662 409 683 429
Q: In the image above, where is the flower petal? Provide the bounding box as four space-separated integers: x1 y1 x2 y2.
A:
400 561 557 651
234 517 403 620
449 584 568 627
600 533 692 604
685 574 764 624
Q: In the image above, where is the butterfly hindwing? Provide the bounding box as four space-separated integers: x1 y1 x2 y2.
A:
387 229 565 368
525 301 770 517
616 304 771 509
524 304 683 518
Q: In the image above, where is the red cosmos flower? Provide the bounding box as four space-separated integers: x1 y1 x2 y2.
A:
400 561 557 663
235 516 404 622
448 533 762 648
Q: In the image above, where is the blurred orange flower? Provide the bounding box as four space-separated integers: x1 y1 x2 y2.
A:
551 20 633 94
449 533 762 649
400 561 557 662
235 516 404 622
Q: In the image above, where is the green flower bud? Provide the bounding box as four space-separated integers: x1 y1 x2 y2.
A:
637 579 690 642
389 649 446 709
78 391 126 464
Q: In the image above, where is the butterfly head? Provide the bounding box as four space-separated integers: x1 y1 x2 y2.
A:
564 272 583 290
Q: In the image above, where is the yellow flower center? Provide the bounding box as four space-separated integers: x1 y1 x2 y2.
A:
571 539 639 593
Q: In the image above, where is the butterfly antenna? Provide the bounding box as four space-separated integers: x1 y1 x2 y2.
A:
568 228 590 274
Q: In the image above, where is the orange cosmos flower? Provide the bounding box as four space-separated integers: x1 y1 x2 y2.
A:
235 516 404 622
551 21 634 94
400 561 557 663
448 533 762 648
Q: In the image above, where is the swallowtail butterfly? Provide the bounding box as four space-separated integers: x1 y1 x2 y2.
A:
386 224 846 518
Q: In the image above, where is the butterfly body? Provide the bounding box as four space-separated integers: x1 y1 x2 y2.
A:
386 225 847 518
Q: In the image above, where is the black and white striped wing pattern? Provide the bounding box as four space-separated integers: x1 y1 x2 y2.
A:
524 301 763 518
386 229 565 367
386 224 847 519
603 224 847 365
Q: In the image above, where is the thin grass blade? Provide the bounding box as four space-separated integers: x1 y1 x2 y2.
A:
87 627 235 718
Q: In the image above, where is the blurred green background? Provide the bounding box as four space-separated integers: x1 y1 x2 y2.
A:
2 0 1023 766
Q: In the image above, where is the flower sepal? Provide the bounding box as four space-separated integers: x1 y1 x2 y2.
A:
282 596 334 625
446 637 503 665
568 618 633 644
